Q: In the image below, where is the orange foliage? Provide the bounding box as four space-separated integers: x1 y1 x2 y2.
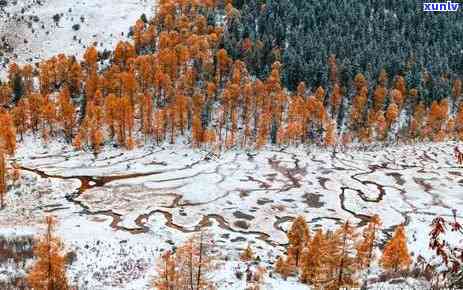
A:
356 215 382 271
385 102 399 127
380 225 412 272
0 111 17 155
153 232 216 290
275 256 294 279
0 152 6 208
58 87 76 141
27 216 69 290
240 244 254 262
287 216 310 266
373 86 387 111
299 229 327 286
330 83 343 114
1 0 460 158
324 119 337 146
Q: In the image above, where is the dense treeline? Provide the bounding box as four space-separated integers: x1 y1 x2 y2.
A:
0 0 463 157
0 1 462 288
224 0 463 135
225 0 463 96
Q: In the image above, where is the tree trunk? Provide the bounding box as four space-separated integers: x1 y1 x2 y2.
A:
196 232 204 289
338 232 347 287
47 227 54 290
362 224 377 290
189 248 194 290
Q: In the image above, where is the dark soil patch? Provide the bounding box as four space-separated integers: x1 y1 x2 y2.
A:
257 198 273 205
386 172 406 186
234 220 250 229
233 211 255 221
302 192 324 208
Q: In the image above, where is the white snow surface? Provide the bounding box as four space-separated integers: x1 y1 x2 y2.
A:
1 137 462 289
0 1 456 288
0 0 155 78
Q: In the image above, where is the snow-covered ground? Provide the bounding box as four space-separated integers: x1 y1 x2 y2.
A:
0 0 155 78
1 1 458 289
1 138 462 289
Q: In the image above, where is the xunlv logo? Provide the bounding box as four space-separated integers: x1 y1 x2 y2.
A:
423 1 460 11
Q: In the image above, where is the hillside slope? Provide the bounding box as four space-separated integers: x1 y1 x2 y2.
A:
0 0 154 77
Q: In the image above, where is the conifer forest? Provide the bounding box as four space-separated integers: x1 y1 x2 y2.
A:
0 0 462 289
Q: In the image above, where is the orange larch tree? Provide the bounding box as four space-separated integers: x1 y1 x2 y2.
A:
90 124 104 155
69 60 82 96
350 74 368 133
167 105 177 144
38 62 51 95
0 84 12 106
380 224 412 273
84 68 99 115
373 85 387 112
73 131 83 151
154 231 217 290
385 102 399 129
287 216 310 267
83 46 98 73
256 111 271 149
192 111 203 148
427 100 448 139
324 119 337 146
393 76 407 107
413 102 427 138
174 93 188 134
390 89 404 110
27 216 70 290
11 99 28 141
58 87 76 142
375 110 387 141
299 229 327 286
115 95 134 148
28 93 44 133
330 83 343 117
455 103 463 140
154 109 166 144
22 64 34 95
0 151 6 208
451 79 462 114
452 79 462 100
275 256 294 279
142 94 154 142
325 221 359 290
216 48 231 84
41 95 57 139
356 215 382 288
0 111 17 155
446 117 455 139
153 250 178 290
356 215 382 270
408 117 419 140
104 94 118 140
